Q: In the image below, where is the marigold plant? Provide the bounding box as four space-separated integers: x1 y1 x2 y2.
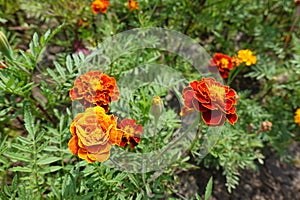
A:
181 78 238 126
127 0 139 11
117 118 143 149
68 106 119 163
91 0 110 14
237 49 257 66
69 70 119 112
209 53 233 79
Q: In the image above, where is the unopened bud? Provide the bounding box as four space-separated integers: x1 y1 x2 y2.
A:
0 31 13 60
150 96 164 120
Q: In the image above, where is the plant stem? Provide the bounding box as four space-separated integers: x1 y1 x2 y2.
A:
153 118 158 151
186 119 203 152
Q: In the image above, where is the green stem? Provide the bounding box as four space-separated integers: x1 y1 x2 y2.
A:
227 66 244 85
187 119 203 152
153 118 158 151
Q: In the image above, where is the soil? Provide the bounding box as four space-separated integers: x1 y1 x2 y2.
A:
176 141 300 200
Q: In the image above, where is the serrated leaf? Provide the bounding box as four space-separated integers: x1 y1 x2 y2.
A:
37 156 61 165
4 152 31 162
47 68 60 84
9 166 32 172
40 166 62 174
66 55 73 73
204 177 213 200
11 143 31 152
33 32 39 48
5 77 14 88
24 108 35 138
17 136 32 145
54 61 66 79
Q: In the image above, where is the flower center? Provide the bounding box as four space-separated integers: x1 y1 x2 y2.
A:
124 126 135 135
220 58 229 68
208 84 225 102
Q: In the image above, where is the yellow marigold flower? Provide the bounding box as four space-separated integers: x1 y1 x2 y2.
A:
294 108 300 126
127 0 139 11
237 49 257 66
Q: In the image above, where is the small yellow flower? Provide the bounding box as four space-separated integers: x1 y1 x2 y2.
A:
294 108 300 126
237 49 257 66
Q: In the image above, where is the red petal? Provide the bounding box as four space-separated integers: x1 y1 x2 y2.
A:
226 113 238 125
201 110 226 126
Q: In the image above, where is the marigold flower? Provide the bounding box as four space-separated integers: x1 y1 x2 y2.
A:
127 0 139 11
70 71 119 112
68 106 124 163
91 0 110 14
237 49 257 66
209 53 233 79
294 108 300 126
180 78 238 126
117 118 143 149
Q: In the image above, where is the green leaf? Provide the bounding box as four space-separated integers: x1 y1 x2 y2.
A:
24 107 35 138
11 143 32 152
4 152 31 162
204 177 213 200
195 193 202 200
127 174 139 189
9 166 32 172
37 156 61 165
40 166 62 174
54 61 66 79
66 55 73 73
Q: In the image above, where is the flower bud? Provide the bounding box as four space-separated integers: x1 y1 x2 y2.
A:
0 31 13 60
150 96 164 120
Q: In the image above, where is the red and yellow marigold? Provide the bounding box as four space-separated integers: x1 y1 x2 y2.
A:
68 106 123 163
70 70 119 112
180 78 238 126
91 0 110 14
209 53 233 79
117 118 143 149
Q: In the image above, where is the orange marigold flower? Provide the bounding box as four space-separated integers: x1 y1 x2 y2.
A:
237 49 257 66
70 71 119 112
91 0 110 14
68 106 124 163
127 0 139 11
117 118 143 149
294 108 300 126
209 53 233 79
180 78 238 126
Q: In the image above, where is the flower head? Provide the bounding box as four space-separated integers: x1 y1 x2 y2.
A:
91 0 110 14
237 49 257 66
180 78 238 126
70 71 119 112
209 53 233 78
68 106 124 163
294 108 300 126
127 0 139 11
117 118 143 149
